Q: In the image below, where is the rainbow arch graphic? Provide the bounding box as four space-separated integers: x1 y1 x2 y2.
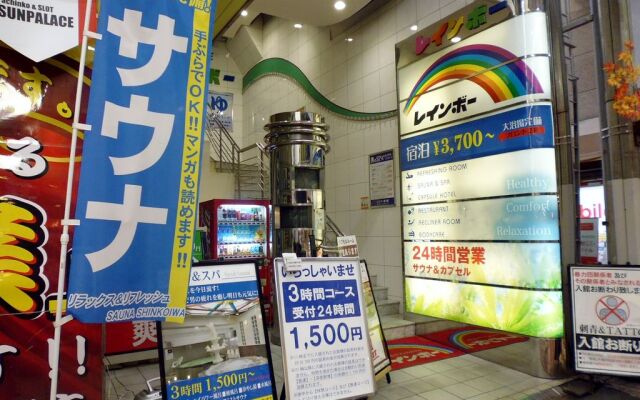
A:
387 343 455 354
403 44 544 114
449 329 498 350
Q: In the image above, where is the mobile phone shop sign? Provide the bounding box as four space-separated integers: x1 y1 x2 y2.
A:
275 258 375 400
68 0 216 323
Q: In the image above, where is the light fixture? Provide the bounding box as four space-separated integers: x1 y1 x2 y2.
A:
240 9 248 17
451 36 461 43
293 23 303 29
346 37 354 42
334 1 346 10
410 24 418 31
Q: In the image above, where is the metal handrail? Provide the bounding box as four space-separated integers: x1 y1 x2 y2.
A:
325 214 344 237
203 109 270 199
205 108 241 170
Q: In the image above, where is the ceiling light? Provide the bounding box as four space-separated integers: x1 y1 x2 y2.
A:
294 23 303 29
240 9 248 17
451 36 461 43
410 24 418 31
334 1 346 10
346 37 354 42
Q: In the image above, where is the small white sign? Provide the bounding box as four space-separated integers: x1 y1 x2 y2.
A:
275 257 375 400
579 219 599 264
0 0 88 62
337 235 359 257
209 92 233 131
571 266 640 376
282 253 302 272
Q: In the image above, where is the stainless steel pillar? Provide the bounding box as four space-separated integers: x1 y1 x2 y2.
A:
264 111 330 258
264 111 330 345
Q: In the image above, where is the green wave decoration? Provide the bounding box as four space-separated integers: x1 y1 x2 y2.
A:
243 58 398 121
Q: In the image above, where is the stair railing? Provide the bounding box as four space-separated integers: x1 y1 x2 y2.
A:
237 142 270 199
321 215 345 256
205 108 270 198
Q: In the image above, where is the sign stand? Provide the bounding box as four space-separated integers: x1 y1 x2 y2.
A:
157 259 278 400
359 260 393 383
274 257 376 400
336 238 392 383
570 264 640 377
49 1 97 398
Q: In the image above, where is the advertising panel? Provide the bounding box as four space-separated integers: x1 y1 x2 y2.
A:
571 266 640 376
368 150 395 207
397 6 563 338
397 12 550 99
402 195 560 241
0 0 96 62
401 148 557 205
68 0 217 323
0 47 102 398
106 321 158 354
405 277 564 338
159 261 277 400
399 57 552 135
275 258 375 400
400 103 554 170
404 242 561 289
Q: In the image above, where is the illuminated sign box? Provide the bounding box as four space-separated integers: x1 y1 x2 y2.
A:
397 4 563 338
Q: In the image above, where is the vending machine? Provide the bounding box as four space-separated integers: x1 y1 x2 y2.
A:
199 199 274 325
199 199 271 260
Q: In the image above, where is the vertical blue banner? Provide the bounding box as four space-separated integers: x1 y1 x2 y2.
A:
68 0 217 323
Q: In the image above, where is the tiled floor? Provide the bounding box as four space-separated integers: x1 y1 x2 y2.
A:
105 343 572 400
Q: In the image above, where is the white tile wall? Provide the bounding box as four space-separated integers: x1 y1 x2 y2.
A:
239 0 471 303
210 42 244 149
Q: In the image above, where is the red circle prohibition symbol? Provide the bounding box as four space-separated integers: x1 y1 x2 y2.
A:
596 295 629 326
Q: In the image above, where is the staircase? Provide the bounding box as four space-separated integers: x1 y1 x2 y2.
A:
206 110 420 340
204 109 269 199
323 216 418 340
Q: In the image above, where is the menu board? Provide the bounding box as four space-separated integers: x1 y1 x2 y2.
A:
275 257 375 400
397 9 563 338
369 150 395 207
158 261 277 400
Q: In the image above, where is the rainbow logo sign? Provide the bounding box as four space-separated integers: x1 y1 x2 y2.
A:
449 329 493 350
387 343 455 354
403 44 544 114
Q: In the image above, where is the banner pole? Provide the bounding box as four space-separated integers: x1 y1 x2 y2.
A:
49 0 95 399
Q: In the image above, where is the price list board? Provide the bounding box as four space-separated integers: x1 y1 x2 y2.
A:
275 258 375 400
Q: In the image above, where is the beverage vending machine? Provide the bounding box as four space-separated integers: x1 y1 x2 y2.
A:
199 199 274 324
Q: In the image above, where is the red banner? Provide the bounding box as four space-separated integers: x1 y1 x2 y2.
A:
0 45 102 399
106 322 157 355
